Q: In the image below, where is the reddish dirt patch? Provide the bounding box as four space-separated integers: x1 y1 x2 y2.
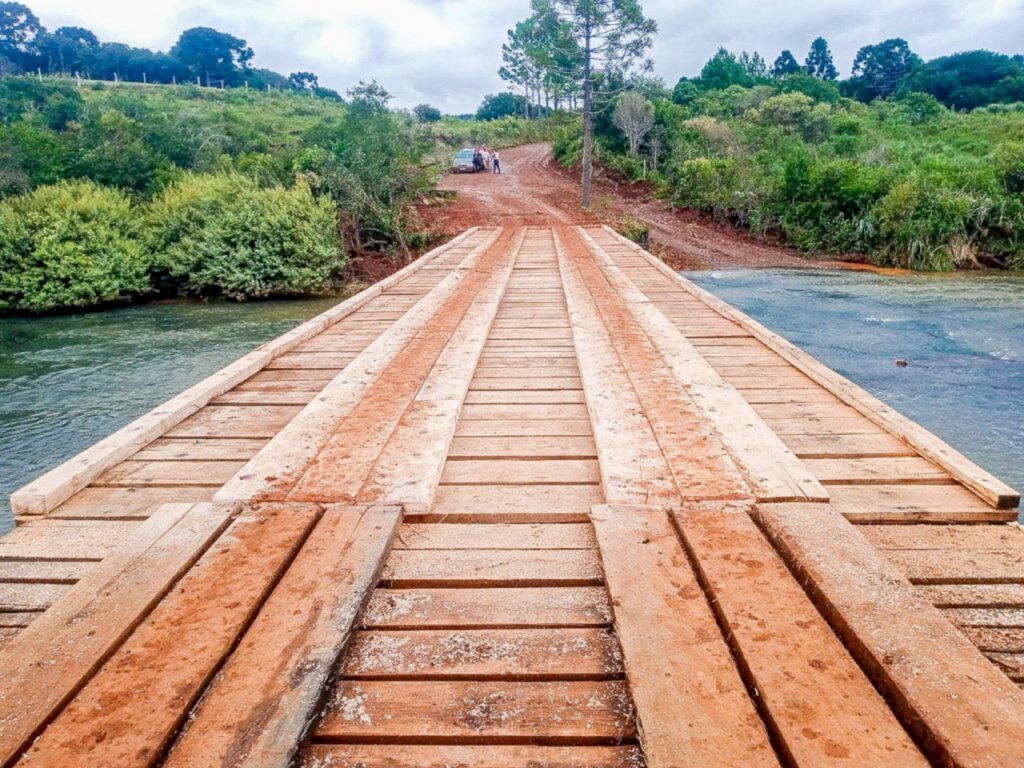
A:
429 143 839 270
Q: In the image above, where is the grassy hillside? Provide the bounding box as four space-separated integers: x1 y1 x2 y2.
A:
0 77 553 312
557 80 1024 270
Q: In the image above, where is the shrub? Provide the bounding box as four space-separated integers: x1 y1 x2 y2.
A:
874 178 975 270
747 93 832 142
0 181 150 312
146 173 345 299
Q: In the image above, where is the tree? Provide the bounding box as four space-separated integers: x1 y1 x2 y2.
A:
738 51 768 80
476 92 527 120
672 77 699 105
851 38 921 99
700 48 751 90
612 91 654 155
898 50 1024 109
347 80 391 112
54 26 98 47
288 71 318 90
549 0 657 208
170 27 253 86
0 2 44 69
805 37 838 80
413 103 442 122
771 50 802 78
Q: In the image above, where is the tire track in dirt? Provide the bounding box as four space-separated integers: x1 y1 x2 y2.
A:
433 143 832 270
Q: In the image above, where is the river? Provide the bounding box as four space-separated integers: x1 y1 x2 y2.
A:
2 271 1022 534
687 268 1024 500
0 298 339 533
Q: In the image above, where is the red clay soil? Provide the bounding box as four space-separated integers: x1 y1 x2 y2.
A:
429 143 837 270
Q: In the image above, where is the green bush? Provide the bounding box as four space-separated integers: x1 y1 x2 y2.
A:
146 173 345 299
0 181 150 312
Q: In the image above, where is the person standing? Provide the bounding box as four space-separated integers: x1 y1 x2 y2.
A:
492 150 501 174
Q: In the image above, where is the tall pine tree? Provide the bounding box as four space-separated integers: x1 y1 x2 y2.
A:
771 50 802 78
805 37 837 80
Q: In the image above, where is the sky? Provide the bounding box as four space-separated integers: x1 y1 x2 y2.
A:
26 0 1024 113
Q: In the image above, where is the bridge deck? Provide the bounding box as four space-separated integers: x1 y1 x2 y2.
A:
0 226 1021 767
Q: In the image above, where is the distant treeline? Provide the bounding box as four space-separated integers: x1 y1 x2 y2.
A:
0 2 340 98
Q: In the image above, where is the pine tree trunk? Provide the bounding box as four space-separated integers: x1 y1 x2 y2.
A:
581 22 593 209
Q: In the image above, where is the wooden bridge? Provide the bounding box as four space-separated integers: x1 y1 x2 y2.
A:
1 226 1022 767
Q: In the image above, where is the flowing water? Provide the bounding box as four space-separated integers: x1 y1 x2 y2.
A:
0 298 339 533
2 271 1022 534
687 268 1024 500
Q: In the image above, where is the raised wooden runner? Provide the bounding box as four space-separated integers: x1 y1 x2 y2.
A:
0 502 236 766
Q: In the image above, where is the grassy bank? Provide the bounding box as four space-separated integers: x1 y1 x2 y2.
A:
0 77 558 313
554 80 1024 270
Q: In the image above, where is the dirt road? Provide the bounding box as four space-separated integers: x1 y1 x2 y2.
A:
433 143 829 269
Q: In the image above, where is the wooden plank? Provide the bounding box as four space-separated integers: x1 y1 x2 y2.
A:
209 389 320 406
860 523 1024 551
162 506 401 768
0 612 40 628
885 549 1024 584
93 460 246 487
362 587 612 629
16 504 320 768
299 744 643 768
314 680 636 744
472 365 581 379
49 486 214 519
946 608 1024 627
382 549 602 587
464 390 585 404
986 652 1024 681
959 626 1024 653
395 523 595 550
441 459 600 485
0 502 235 766
355 236 520 508
448 436 597 459
755 501 1024 767
469 376 583 391
0 582 70 611
590 505 778 766
783 432 915 458
8 229 482 517
671 504 928 766
215 230 506 504
829 484 1016 523
133 437 268 461
0 559 93 583
601 225 1020 509
556 231 681 505
427 485 601 522
571 228 824 504
805 457 950 484
459 403 589 420
0 520 138 561
920 583 1024 608
166 405 302 439
341 627 622 679
735 387 845 405
454 419 594 437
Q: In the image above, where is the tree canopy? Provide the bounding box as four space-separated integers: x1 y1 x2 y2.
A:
805 37 837 80
771 50 802 78
850 38 922 99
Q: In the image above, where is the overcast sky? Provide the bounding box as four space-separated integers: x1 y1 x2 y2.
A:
26 0 1024 113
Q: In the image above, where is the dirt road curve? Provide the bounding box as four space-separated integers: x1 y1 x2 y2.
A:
434 143 829 269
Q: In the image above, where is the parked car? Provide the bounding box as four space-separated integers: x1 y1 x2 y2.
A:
452 148 479 173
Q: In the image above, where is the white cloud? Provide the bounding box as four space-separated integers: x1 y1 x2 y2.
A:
24 0 1024 113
